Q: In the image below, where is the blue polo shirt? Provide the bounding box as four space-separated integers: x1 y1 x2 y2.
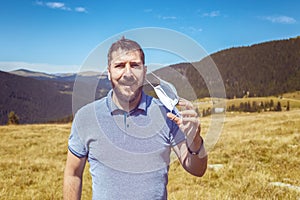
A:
68 90 185 200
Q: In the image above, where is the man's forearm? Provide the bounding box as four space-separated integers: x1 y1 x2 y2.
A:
183 134 208 177
63 175 83 200
183 152 208 177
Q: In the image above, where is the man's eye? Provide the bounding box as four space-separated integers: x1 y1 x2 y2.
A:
115 64 124 68
131 63 142 68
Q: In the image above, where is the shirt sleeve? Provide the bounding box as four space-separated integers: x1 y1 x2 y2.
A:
68 117 88 158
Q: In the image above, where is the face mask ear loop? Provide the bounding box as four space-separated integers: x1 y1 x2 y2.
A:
148 71 178 98
146 78 170 98
148 71 162 84
147 72 172 98
145 78 155 89
146 71 182 119
145 70 161 87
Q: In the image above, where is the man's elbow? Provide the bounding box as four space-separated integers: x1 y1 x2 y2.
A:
186 156 208 177
193 163 207 177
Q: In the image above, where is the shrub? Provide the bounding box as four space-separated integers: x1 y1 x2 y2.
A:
7 111 20 125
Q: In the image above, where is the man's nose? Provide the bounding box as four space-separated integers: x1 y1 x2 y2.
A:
124 62 133 76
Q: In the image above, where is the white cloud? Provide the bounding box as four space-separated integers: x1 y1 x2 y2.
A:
35 1 87 13
180 26 203 34
35 1 44 6
162 16 177 20
202 11 220 17
46 2 64 9
157 15 177 20
45 2 71 11
262 15 296 24
75 7 87 13
189 27 203 32
144 9 152 13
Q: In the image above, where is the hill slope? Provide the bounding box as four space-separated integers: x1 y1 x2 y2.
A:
1 36 300 124
159 36 300 99
0 71 72 124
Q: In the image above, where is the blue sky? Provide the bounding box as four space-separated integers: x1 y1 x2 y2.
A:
0 0 299 73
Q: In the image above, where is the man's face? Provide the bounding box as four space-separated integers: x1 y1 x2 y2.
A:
108 49 146 103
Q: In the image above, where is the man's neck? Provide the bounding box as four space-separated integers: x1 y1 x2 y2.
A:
112 92 142 112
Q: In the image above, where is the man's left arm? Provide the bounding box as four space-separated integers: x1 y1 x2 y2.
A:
167 99 208 177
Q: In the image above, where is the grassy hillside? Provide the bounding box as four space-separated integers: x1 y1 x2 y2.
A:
194 91 300 114
0 110 299 199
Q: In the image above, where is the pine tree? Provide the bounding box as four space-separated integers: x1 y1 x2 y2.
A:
7 111 19 125
231 104 236 111
276 102 282 111
239 102 244 112
252 101 257 112
270 99 274 110
286 101 290 111
246 101 251 112
260 101 265 112
202 109 206 117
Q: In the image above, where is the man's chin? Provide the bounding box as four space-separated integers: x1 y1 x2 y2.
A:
114 90 133 100
114 88 142 103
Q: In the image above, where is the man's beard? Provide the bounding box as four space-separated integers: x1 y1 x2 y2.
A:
111 81 144 104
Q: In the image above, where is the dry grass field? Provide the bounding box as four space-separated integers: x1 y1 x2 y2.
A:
168 109 300 200
0 109 299 199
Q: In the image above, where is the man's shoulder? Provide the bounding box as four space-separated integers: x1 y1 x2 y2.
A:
144 93 169 114
75 96 107 117
144 92 163 106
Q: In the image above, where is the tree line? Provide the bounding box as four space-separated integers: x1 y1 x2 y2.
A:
5 111 73 125
200 100 290 117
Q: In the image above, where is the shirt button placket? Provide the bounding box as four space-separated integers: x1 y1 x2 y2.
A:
124 112 130 130
126 113 129 128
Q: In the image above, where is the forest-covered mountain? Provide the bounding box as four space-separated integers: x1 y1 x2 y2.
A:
0 71 72 124
159 36 300 99
1 36 299 124
10 69 111 95
0 70 111 124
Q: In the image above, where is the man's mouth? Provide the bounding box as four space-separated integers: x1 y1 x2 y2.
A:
120 81 136 87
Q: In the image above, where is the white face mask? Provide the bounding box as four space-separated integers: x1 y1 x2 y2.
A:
146 73 180 116
153 79 179 111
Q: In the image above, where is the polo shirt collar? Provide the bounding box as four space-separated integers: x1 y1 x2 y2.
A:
107 89 147 115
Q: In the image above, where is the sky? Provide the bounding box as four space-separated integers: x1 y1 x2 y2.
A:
0 0 299 73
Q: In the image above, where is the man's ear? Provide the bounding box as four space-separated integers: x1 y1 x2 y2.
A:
107 68 111 80
144 65 147 76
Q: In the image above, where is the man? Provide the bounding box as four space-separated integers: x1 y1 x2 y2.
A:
63 37 207 200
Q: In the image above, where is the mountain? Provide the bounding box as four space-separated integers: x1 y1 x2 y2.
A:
1 36 299 124
10 69 111 96
0 71 72 124
154 36 300 99
10 69 57 79
10 69 106 81
0 69 112 124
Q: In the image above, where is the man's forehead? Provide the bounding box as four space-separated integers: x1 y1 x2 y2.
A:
111 49 142 63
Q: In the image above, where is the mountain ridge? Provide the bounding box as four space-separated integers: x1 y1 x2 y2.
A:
1 36 299 124
156 36 300 99
0 70 72 124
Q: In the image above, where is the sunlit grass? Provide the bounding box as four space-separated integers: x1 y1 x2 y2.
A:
168 110 300 199
0 110 299 199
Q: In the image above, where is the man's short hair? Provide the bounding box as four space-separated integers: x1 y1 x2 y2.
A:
107 37 145 66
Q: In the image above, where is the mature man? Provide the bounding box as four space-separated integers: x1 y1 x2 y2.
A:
63 37 207 200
